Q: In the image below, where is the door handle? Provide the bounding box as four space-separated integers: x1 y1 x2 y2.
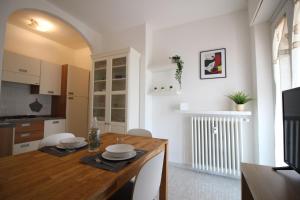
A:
68 97 74 100
20 143 30 148
20 133 31 137
52 121 59 124
68 92 74 95
48 91 54 94
21 123 31 127
18 68 28 73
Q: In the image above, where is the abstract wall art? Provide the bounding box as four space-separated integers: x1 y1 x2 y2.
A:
200 48 226 79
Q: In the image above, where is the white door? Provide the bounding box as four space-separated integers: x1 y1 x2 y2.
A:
67 96 88 138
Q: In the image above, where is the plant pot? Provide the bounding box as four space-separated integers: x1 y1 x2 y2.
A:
235 104 245 111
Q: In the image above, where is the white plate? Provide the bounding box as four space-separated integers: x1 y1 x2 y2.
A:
56 141 88 150
102 150 137 161
106 150 135 158
105 144 134 154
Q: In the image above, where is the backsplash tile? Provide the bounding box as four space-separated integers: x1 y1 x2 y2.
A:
0 81 51 116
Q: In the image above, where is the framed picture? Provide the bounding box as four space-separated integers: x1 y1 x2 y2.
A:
200 48 226 79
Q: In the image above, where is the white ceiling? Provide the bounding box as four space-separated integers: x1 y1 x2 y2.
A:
47 0 247 34
8 10 88 49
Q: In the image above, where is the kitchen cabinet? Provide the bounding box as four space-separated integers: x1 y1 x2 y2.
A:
44 119 66 137
0 127 14 157
91 48 140 134
67 96 88 138
13 140 41 155
13 120 44 155
2 50 40 85
52 65 89 138
67 66 89 97
39 61 62 95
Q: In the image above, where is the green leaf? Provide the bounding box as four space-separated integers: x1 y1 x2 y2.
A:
227 91 253 104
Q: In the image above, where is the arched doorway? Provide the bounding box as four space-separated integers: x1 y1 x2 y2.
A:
1 8 93 139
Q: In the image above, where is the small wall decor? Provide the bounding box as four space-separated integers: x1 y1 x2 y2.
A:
200 48 226 79
29 98 43 112
169 55 184 89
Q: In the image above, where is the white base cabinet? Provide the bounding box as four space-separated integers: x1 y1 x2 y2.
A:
44 119 66 138
13 140 41 155
91 48 140 134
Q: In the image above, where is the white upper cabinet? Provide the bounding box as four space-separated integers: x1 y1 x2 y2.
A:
67 66 89 97
39 61 61 95
2 51 41 85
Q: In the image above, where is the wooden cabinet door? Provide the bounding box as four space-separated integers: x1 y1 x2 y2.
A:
3 51 40 76
40 61 61 95
67 66 89 97
67 96 88 138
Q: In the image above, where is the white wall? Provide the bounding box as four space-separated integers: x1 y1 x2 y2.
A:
0 82 52 116
150 10 254 164
250 24 275 166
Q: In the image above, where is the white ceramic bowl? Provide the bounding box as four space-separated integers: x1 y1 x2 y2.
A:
105 144 134 154
60 137 81 149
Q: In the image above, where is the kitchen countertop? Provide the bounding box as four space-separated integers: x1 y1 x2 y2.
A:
0 116 65 128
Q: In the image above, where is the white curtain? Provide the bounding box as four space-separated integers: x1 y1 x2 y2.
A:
273 16 291 166
292 0 300 87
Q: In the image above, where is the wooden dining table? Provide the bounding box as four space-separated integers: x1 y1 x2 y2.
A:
0 133 168 200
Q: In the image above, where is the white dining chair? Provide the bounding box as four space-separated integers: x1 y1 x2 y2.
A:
108 151 165 200
39 133 75 148
127 128 152 138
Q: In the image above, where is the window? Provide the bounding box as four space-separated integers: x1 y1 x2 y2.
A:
272 0 300 166
273 16 291 166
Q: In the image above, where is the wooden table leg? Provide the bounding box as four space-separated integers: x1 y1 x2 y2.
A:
241 173 253 200
160 142 168 200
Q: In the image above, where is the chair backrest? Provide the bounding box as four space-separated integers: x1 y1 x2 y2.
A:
39 133 75 148
132 151 164 200
127 128 152 138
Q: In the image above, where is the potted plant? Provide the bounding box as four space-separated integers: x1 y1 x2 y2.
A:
228 91 252 111
169 55 184 89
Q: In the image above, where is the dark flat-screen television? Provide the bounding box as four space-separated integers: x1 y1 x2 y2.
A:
282 87 300 173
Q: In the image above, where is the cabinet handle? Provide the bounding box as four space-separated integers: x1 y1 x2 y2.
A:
48 91 54 94
20 133 31 137
52 121 59 124
19 68 28 73
20 143 30 148
21 123 31 127
68 97 74 100
68 92 74 95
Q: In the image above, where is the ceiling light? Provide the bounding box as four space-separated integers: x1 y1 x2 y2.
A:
27 18 54 32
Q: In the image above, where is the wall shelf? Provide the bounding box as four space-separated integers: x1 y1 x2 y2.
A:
149 64 176 72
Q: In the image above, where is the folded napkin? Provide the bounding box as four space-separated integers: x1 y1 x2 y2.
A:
80 149 147 172
39 145 87 157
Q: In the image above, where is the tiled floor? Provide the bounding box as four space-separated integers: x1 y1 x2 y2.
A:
169 165 241 200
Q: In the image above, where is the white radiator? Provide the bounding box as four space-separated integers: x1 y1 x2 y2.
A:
191 116 244 177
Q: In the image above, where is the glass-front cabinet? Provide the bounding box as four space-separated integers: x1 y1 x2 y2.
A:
91 48 140 134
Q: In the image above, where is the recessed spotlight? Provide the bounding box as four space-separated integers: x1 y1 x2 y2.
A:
27 18 54 32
